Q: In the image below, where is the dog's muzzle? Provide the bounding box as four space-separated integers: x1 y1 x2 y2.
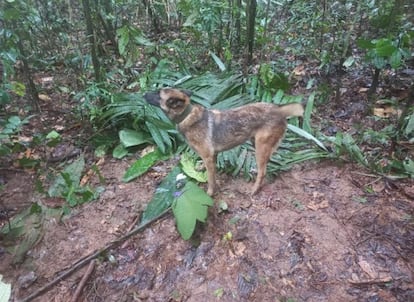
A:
143 92 161 107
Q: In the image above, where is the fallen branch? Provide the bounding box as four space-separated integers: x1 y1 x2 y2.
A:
348 276 393 286
70 259 95 302
20 208 171 302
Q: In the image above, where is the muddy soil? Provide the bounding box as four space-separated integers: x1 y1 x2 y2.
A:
1 155 413 301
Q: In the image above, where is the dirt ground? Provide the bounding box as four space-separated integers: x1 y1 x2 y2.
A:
1 154 414 301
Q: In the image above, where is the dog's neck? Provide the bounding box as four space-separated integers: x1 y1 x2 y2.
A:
173 104 193 124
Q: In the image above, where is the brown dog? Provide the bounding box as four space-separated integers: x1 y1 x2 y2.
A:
144 88 304 196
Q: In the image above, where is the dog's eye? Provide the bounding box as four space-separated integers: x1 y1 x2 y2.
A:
167 98 184 108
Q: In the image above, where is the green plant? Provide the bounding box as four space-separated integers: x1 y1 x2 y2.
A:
0 203 62 264
140 166 213 240
358 36 411 70
122 148 169 182
0 115 31 156
116 25 154 68
48 156 101 211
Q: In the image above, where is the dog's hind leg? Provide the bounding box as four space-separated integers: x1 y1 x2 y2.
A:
251 127 285 194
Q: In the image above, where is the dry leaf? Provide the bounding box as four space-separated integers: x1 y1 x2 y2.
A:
307 199 329 211
40 76 53 84
358 258 377 279
38 94 52 102
80 157 105 186
292 65 305 76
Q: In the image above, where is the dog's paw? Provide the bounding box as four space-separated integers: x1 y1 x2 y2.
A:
207 185 216 196
207 188 215 196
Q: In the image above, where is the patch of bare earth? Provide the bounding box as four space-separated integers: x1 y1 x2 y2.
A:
1 158 414 301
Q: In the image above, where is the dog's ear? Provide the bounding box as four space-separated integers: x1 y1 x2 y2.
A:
180 89 192 97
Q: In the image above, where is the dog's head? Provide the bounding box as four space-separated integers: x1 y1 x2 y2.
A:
144 88 193 123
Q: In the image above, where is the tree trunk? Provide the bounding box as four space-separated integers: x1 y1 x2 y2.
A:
259 0 271 62
233 0 242 53
367 68 380 101
246 0 257 65
15 28 40 112
82 0 101 82
143 0 161 33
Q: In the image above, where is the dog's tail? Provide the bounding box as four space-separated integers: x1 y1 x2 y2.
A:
278 103 304 118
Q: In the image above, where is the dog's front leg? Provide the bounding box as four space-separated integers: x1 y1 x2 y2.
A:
202 154 217 196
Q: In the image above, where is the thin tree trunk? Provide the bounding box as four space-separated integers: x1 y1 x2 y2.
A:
82 0 101 82
368 68 380 101
15 28 40 112
246 0 257 65
233 0 242 53
143 0 161 33
259 0 271 62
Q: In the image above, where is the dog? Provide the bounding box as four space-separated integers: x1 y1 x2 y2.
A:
144 88 304 196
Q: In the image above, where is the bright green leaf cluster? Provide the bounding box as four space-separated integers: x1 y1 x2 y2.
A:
357 37 409 69
172 181 213 240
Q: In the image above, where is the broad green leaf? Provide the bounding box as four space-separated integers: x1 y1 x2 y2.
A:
10 82 25 97
123 149 168 182
390 50 402 69
288 124 328 152
46 130 60 140
209 51 226 72
112 144 128 159
341 134 368 166
0 204 41 264
373 56 386 69
272 89 285 104
4 7 20 20
141 166 182 224
405 113 414 136
233 147 247 176
1 204 62 264
357 38 374 49
0 90 11 104
94 145 107 157
0 275 11 302
180 152 207 182
8 115 21 127
343 56 355 68
375 39 396 57
403 159 414 177
145 121 169 154
48 156 85 197
303 92 315 133
116 26 129 55
119 129 150 147
172 182 213 240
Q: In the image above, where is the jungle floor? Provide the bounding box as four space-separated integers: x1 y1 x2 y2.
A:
1 69 414 302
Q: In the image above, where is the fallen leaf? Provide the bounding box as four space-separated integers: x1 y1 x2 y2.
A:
307 199 329 211
38 94 52 102
40 76 53 84
358 258 377 279
292 65 305 76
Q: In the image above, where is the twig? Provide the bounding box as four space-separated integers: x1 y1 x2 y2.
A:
348 276 393 286
70 259 96 302
20 208 171 302
121 215 140 249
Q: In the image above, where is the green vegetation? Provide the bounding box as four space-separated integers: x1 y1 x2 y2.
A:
1 0 413 239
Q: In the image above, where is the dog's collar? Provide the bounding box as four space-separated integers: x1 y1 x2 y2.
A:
173 104 193 124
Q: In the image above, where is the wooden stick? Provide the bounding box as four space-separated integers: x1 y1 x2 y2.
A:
20 208 171 302
70 259 95 302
